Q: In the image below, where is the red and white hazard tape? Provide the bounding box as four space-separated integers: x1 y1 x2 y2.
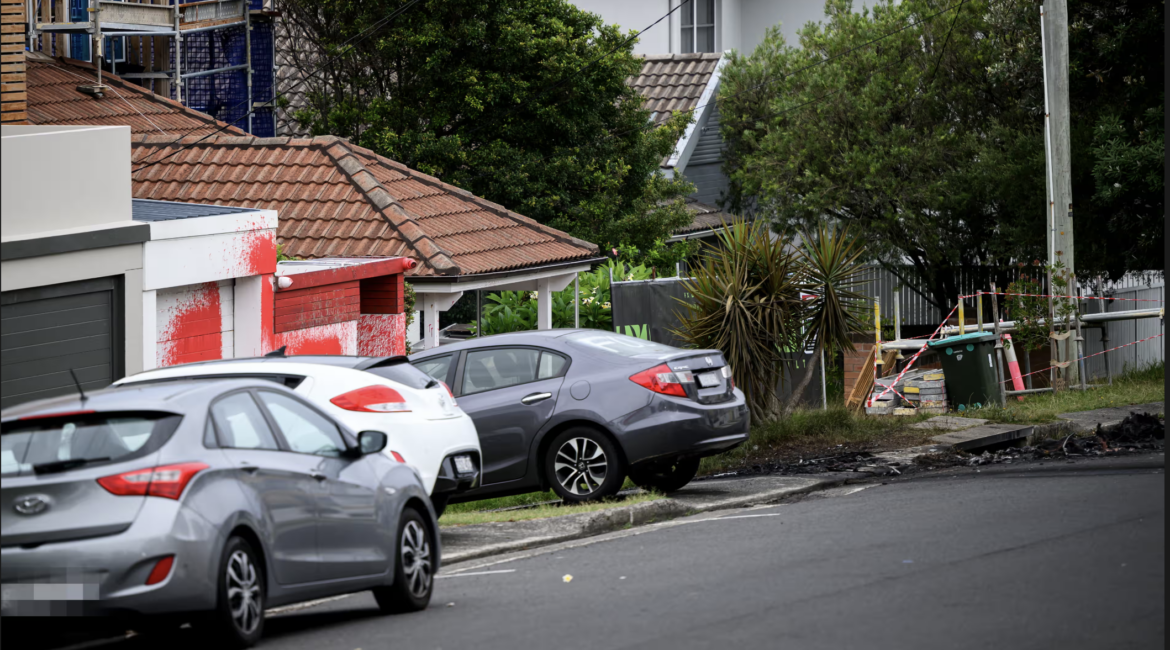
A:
962 291 1163 303
868 303 960 408
998 332 1165 384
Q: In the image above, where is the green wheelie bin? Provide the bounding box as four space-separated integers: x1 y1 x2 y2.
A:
927 331 1000 412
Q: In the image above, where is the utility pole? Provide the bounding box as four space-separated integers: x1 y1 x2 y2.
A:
1040 1 1077 384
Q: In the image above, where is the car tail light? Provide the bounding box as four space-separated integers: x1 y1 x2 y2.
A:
145 555 175 586
330 385 411 413
629 364 690 398
390 451 407 463
722 365 735 390
438 381 457 406
18 409 96 421
97 462 209 500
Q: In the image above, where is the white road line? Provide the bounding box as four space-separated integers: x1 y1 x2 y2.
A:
267 594 354 616
437 569 517 579
716 513 785 520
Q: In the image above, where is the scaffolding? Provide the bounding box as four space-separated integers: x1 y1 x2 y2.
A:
26 0 276 135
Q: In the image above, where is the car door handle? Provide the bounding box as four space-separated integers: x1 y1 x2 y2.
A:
309 470 327 482
521 392 553 405
239 464 259 474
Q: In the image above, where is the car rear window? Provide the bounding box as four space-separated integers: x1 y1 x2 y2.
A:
564 331 678 358
1 412 181 478
366 362 440 390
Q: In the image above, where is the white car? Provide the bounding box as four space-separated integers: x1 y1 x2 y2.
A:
115 354 481 515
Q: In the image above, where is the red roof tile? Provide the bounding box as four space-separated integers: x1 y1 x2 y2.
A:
25 53 246 137
129 135 598 277
628 53 722 126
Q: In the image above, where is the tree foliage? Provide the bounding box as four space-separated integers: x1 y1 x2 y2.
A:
279 0 695 250
719 0 1163 308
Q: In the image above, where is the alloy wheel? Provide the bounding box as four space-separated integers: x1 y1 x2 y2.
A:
226 549 262 635
554 437 609 496
400 520 432 599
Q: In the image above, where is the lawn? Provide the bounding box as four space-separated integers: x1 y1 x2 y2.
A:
970 362 1164 424
439 488 660 527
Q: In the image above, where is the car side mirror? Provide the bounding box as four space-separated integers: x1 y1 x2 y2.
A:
357 431 388 456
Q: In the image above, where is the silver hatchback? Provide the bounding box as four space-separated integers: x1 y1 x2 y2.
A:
0 379 439 647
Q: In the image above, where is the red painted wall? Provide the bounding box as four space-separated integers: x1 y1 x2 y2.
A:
274 281 360 334
157 282 225 367
357 314 407 357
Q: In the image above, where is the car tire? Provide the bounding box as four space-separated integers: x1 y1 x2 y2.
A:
429 494 449 519
373 507 434 614
204 536 265 649
628 457 701 493
545 427 624 503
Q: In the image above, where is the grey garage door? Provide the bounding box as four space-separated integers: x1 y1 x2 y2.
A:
1 277 124 410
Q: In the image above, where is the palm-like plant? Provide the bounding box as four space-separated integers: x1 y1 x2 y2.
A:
782 225 869 414
671 220 803 421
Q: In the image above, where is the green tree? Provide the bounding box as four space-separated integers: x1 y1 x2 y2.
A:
280 0 695 250
718 0 1163 308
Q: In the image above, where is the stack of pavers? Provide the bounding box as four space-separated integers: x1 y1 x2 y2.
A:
865 369 948 415
903 371 947 414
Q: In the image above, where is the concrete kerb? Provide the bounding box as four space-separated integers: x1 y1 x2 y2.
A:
443 475 853 566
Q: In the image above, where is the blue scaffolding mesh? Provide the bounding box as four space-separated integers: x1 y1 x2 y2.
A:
180 25 249 131
249 19 276 137
69 0 90 61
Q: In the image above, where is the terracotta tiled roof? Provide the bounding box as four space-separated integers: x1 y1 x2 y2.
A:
24 53 246 137
130 135 599 277
675 197 748 235
628 53 722 126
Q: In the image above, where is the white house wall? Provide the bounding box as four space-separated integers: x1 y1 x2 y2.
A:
155 280 235 368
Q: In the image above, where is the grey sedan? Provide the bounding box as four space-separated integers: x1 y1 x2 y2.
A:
410 329 750 503
1 378 438 648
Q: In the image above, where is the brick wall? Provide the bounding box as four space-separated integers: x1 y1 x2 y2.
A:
360 275 404 314
274 281 360 334
1 0 27 125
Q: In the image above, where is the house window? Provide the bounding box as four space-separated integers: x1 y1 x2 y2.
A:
104 36 126 63
681 0 716 53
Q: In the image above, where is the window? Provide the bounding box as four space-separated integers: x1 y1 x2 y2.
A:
461 348 540 395
258 391 347 457
103 36 125 63
564 331 678 358
681 0 716 53
211 393 280 450
367 362 439 390
413 355 453 384
1 413 179 478
538 352 568 379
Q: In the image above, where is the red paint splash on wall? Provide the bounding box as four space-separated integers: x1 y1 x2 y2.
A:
357 314 406 356
275 321 358 356
242 229 277 277
261 273 276 354
158 282 223 367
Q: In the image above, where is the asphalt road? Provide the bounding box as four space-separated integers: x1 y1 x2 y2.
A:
17 455 1169 650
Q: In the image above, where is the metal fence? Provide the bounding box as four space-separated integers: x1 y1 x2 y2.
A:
1080 281 1165 378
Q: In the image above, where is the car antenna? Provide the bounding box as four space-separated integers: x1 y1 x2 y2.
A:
68 368 88 404
265 346 287 357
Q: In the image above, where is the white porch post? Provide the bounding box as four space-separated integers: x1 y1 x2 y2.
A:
536 278 553 330
573 274 580 328
416 292 464 350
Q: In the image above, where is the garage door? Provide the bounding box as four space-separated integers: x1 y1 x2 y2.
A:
0 277 123 410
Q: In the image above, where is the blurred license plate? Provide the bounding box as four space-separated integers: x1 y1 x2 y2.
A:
697 373 720 388
453 455 476 474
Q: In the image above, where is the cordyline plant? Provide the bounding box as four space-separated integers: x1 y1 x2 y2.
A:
672 221 867 421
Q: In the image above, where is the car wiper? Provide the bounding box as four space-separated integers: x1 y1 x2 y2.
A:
33 457 111 475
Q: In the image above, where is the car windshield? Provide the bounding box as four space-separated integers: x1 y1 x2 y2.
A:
563 331 678 359
0 412 180 478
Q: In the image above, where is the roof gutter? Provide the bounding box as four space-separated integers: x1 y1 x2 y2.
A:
406 257 608 285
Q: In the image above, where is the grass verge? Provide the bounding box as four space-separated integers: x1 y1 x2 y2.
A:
439 491 662 527
698 406 938 476
971 363 1164 424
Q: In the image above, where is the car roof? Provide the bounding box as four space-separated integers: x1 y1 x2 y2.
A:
134 354 410 371
409 328 590 357
0 378 288 422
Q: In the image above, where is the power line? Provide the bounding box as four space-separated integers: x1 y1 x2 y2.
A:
132 0 424 173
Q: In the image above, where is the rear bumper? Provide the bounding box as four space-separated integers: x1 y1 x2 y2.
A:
430 451 481 496
0 499 223 618
614 389 751 466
